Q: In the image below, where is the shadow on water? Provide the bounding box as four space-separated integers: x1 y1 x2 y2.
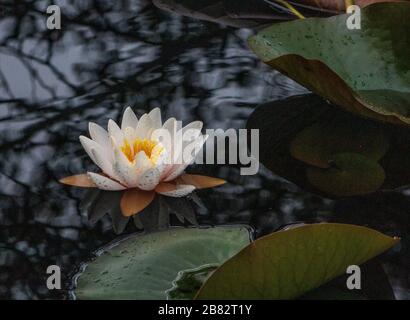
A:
0 0 408 299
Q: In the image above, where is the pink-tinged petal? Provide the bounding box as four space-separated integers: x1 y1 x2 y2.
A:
163 164 187 182
120 189 155 217
135 167 161 191
156 182 195 197
87 172 126 191
112 149 139 187
121 107 139 130
59 174 96 188
160 164 176 181
108 119 124 143
177 174 226 189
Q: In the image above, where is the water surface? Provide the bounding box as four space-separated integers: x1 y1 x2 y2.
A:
0 0 408 299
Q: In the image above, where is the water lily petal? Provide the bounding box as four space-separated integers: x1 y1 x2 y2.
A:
124 127 137 146
177 174 226 189
135 113 152 139
163 165 187 183
91 148 117 180
59 174 96 188
148 107 162 131
89 122 108 146
112 149 139 187
164 134 208 181
171 128 206 166
160 117 178 162
156 182 195 197
136 167 162 191
87 172 126 191
151 143 168 169
164 117 183 141
89 122 113 161
108 119 124 144
121 106 139 130
135 150 152 170
190 133 208 158
120 189 155 216
162 117 181 135
174 121 203 159
182 121 203 138
79 135 101 163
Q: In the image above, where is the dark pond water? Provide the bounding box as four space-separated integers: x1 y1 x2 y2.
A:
0 0 408 300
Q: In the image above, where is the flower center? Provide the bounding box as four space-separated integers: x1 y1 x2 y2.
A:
121 138 162 163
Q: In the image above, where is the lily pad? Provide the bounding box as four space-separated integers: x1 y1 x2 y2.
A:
306 153 386 197
246 94 410 197
72 226 251 299
290 120 389 168
196 223 399 299
248 2 410 125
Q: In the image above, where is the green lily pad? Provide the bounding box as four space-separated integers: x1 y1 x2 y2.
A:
73 226 251 299
306 153 386 197
196 223 399 299
290 119 389 168
248 2 410 125
246 94 410 198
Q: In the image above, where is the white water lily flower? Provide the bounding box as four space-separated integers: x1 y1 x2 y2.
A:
60 107 225 216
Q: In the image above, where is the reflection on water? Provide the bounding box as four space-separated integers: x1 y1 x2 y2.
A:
0 0 407 299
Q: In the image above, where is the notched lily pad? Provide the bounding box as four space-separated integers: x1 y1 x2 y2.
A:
196 223 399 299
72 226 252 299
248 2 410 125
247 94 410 198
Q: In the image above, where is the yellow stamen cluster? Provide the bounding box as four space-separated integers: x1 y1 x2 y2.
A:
121 138 159 163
